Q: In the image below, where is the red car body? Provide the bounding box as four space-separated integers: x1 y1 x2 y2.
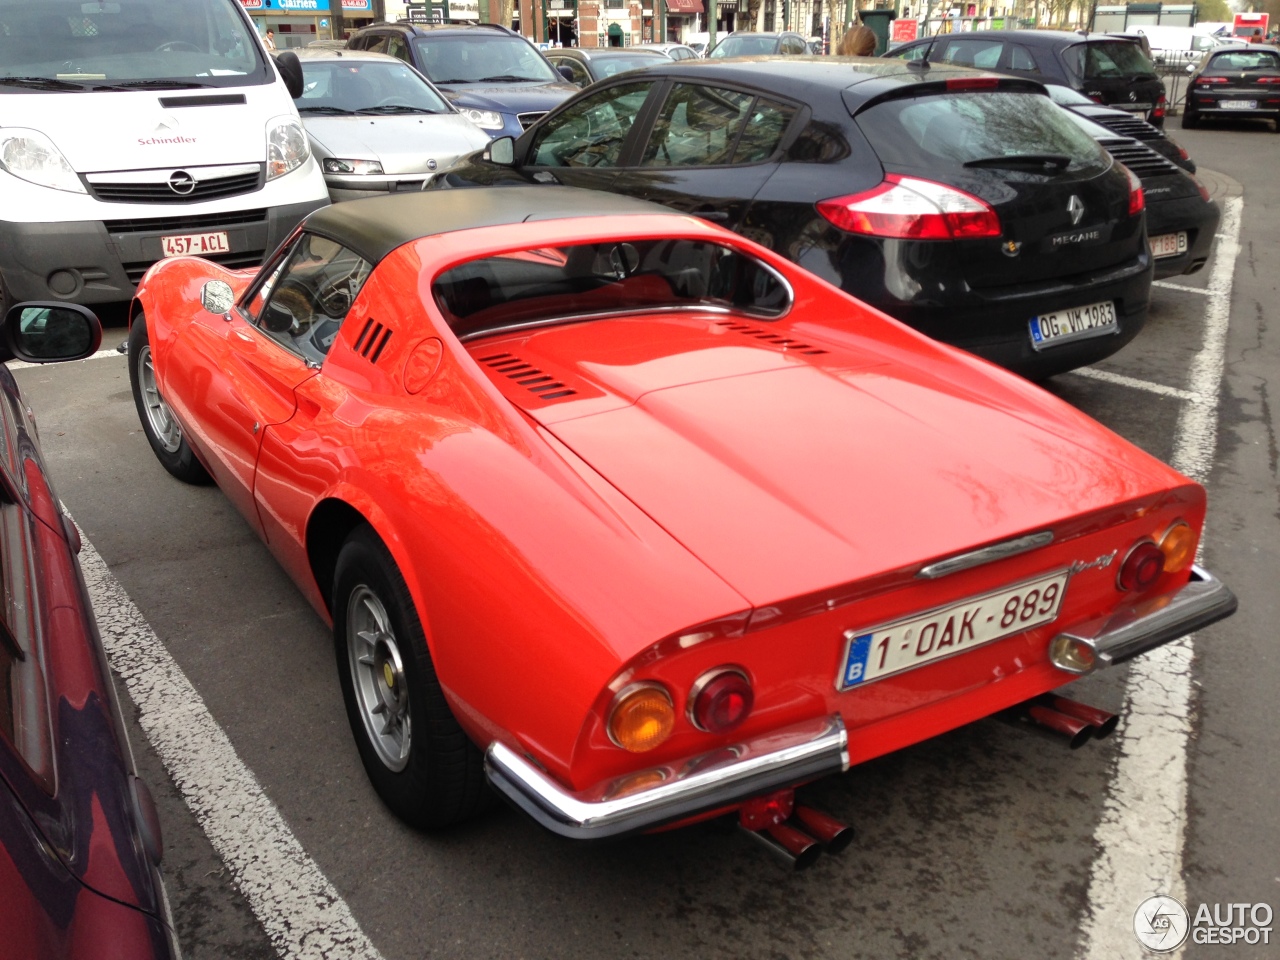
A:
129 187 1234 841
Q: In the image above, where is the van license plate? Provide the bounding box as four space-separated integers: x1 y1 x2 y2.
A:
1151 232 1188 259
161 231 230 258
1029 300 1118 350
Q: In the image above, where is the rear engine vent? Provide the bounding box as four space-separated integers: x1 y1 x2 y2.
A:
1089 115 1162 141
477 352 578 401
1106 142 1179 179
713 320 828 355
353 318 393 363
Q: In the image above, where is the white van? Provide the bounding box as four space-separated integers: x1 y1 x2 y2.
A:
0 0 329 315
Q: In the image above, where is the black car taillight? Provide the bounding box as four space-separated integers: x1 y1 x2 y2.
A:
1121 164 1144 216
817 174 1001 241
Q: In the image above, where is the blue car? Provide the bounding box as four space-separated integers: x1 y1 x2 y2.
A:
346 21 578 140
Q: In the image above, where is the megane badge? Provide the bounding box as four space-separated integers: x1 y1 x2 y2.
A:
168 170 196 195
1067 195 1085 226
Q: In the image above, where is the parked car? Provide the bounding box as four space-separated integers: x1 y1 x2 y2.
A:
708 31 810 57
434 60 1155 379
1182 44 1280 131
1059 109 1219 277
292 49 489 200
0 303 179 959
345 20 578 139
635 42 701 61
545 47 669 89
884 29 1169 127
125 186 1235 855
1046 85 1195 172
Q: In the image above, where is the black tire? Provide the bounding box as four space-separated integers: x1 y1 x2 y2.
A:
1181 110 1198 130
128 313 211 484
333 526 491 829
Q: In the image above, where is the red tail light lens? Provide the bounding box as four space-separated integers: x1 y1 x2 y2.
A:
1258 77 1280 84
945 76 1000 91
1121 164 1144 216
1177 145 1190 160
689 668 754 734
1152 94 1167 119
1198 77 1229 85
818 175 1001 241
1192 176 1210 202
1118 541 1164 592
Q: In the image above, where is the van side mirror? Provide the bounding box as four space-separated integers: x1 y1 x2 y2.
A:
486 137 516 166
275 51 305 99
2 303 102 364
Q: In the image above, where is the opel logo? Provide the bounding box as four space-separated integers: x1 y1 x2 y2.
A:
1067 195 1085 226
426 158 438 171
168 170 197 195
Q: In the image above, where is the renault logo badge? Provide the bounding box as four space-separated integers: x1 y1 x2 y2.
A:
1067 195 1085 226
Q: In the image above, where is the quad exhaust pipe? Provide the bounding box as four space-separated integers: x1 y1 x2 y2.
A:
1004 694 1119 749
740 795 854 870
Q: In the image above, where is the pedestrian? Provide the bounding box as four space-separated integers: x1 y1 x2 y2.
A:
836 24 877 57
1251 28 1263 44
264 28 276 52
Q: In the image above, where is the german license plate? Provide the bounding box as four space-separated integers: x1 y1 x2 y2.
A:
161 231 230 257
1151 232 1188 259
1220 100 1257 110
838 570 1069 689
1029 300 1117 349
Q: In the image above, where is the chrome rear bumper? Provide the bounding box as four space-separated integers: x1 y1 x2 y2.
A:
1058 564 1236 667
485 715 849 840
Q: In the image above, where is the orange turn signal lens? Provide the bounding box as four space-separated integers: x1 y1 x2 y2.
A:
1159 521 1196 573
607 684 675 753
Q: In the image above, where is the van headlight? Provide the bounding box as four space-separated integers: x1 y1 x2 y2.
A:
0 129 86 194
266 116 310 180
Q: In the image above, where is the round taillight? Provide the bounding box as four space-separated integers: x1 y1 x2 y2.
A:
607 683 674 753
1118 540 1164 592
689 668 754 734
1159 521 1196 573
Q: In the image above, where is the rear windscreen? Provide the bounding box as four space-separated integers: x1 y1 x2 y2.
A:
433 239 791 339
855 91 1108 174
1064 41 1157 79
1207 50 1280 71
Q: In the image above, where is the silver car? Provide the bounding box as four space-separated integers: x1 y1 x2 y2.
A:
293 48 490 201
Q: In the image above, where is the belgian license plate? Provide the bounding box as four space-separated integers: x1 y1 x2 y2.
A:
1220 100 1257 110
1029 300 1117 350
838 571 1069 690
1151 232 1189 259
161 231 230 257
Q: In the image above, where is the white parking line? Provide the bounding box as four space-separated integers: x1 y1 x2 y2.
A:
78 535 385 960
1070 367 1203 402
1077 194 1243 960
1153 280 1211 296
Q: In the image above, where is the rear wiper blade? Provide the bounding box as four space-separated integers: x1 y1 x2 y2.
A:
0 75 89 90
964 153 1071 171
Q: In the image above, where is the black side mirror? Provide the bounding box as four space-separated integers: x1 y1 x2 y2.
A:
557 64 575 82
275 51 305 99
486 136 516 166
2 302 102 364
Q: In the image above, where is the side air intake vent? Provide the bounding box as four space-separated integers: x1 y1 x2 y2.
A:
353 318 393 363
477 352 578 401
714 320 828 355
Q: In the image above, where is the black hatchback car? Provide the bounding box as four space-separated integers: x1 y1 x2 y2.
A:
1183 44 1280 131
886 30 1168 127
345 21 577 140
434 58 1152 378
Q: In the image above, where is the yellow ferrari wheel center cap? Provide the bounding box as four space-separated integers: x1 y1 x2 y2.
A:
383 662 395 689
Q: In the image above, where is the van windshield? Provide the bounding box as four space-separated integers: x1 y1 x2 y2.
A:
0 0 267 89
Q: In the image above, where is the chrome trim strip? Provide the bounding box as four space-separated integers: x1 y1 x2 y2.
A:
1054 565 1236 668
485 714 848 840
86 163 261 183
917 531 1055 579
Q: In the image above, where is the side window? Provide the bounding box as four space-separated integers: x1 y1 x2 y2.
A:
363 33 390 55
640 84 765 167
1006 44 1041 73
386 35 410 62
893 42 931 62
936 39 1004 69
552 56 590 86
529 81 654 167
782 36 806 55
244 234 373 365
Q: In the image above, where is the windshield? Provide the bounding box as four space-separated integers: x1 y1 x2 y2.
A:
297 59 451 114
0 0 266 89
412 34 558 84
709 35 778 58
1046 84 1095 106
433 239 791 340
857 91 1108 174
591 53 663 78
